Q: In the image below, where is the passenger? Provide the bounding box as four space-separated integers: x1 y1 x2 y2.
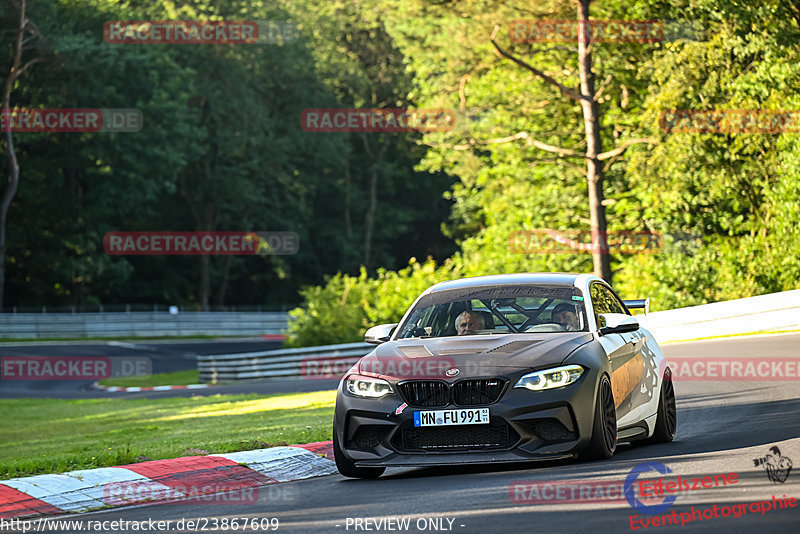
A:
552 303 580 331
455 310 486 336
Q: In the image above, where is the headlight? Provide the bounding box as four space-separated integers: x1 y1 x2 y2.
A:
514 365 584 391
345 374 393 398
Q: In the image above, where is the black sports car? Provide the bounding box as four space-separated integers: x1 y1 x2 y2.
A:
333 273 676 478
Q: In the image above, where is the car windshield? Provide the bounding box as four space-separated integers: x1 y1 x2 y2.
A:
396 284 588 338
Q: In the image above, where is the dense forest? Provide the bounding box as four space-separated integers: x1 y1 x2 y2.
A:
0 0 458 310
2 0 799 345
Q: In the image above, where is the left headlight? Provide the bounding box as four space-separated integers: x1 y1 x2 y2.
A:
514 365 585 391
345 374 394 398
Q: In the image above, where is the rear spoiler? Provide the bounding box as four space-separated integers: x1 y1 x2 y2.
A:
623 298 649 315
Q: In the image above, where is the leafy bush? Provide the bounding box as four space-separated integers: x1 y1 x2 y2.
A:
287 230 800 347
286 258 460 347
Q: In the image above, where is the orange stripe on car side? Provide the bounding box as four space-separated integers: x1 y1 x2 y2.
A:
611 352 644 408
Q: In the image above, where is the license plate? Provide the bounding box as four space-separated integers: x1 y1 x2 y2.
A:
413 408 490 427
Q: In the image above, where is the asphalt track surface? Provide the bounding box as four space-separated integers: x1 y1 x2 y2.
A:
5 333 798 533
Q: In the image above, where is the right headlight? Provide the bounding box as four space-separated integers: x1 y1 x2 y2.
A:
514 365 585 391
345 374 393 398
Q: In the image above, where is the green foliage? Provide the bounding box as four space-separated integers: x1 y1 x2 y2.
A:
286 258 460 346
1 0 455 309
286 0 800 346
2 0 798 330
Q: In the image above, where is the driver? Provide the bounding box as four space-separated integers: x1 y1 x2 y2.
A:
552 303 580 331
455 310 486 336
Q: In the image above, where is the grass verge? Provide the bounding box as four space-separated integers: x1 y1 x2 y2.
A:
0 390 335 480
98 369 201 387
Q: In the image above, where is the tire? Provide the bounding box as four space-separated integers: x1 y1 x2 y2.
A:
647 367 676 443
333 427 385 479
580 375 617 460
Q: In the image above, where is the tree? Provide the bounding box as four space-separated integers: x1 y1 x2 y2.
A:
487 0 656 282
0 0 44 308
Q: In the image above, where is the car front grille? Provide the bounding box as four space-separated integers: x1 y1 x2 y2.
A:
395 420 517 451
453 379 505 405
398 379 507 407
398 381 450 407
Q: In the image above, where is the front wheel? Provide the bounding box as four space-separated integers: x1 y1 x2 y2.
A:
580 375 617 460
647 367 676 443
333 427 385 479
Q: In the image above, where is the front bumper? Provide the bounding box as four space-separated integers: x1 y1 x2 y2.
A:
334 369 600 468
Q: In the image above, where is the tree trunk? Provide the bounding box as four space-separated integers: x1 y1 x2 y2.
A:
0 129 20 311
361 136 389 269
363 162 378 268
0 0 32 309
199 254 211 310
577 0 612 282
344 160 353 240
215 254 232 306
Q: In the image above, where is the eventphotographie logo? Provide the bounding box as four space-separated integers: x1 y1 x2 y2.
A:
629 496 797 530
753 446 793 484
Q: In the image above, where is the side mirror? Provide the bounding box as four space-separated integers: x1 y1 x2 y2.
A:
364 323 398 344
598 313 639 335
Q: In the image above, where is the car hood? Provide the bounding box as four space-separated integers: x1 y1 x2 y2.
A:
357 333 593 381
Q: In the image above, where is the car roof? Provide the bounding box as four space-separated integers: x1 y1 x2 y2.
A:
425 273 585 294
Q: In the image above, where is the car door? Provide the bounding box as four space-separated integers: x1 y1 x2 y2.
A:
604 287 661 427
591 282 637 423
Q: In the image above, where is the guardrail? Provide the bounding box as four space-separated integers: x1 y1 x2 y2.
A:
196 290 800 382
639 289 800 343
0 311 289 339
197 342 373 382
